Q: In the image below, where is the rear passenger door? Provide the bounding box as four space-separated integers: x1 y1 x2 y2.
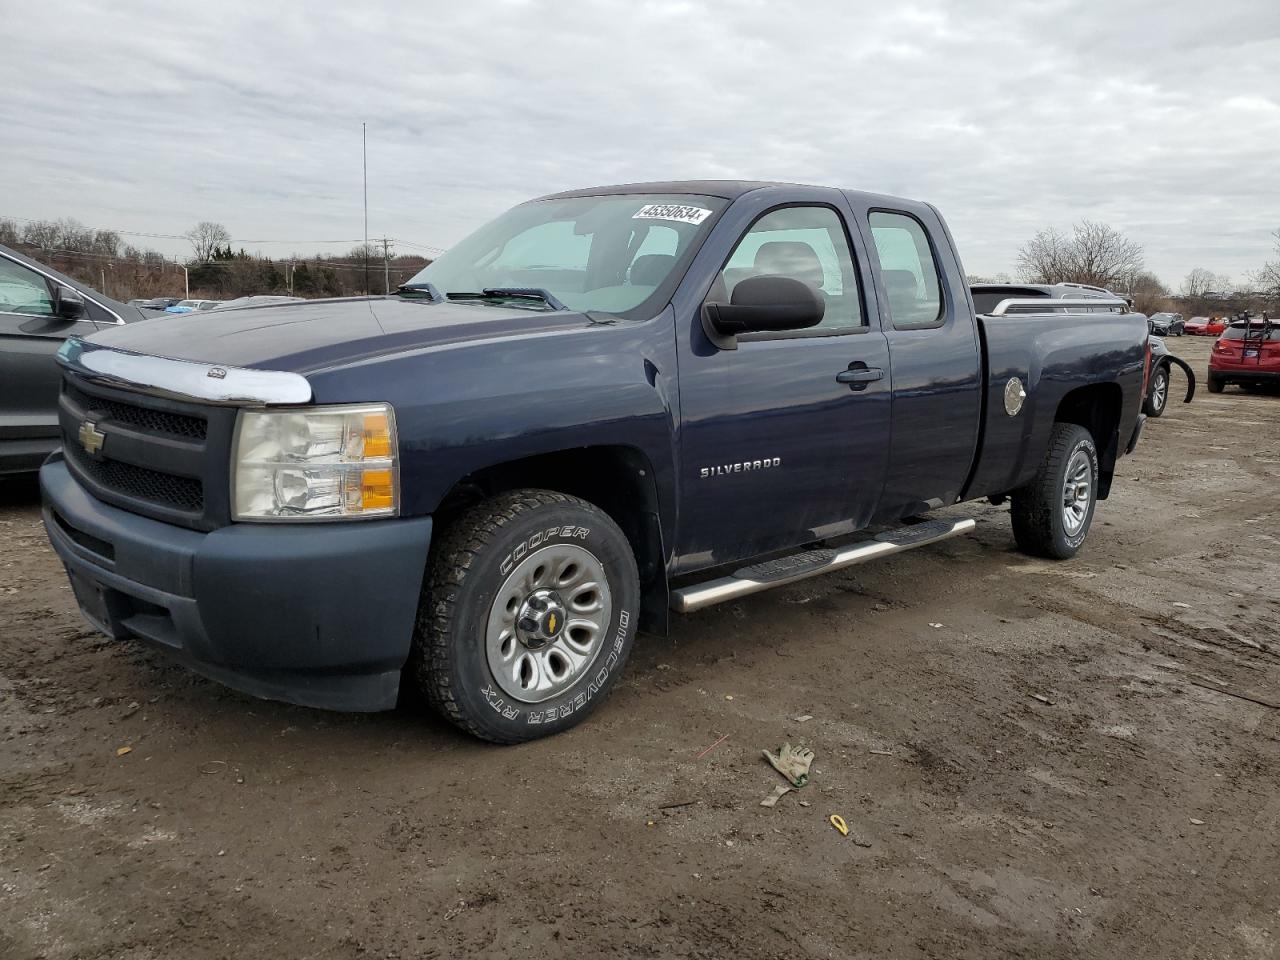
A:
674 192 892 573
858 205 982 520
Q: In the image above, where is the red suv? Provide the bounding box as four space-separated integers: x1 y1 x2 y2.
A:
1209 319 1280 392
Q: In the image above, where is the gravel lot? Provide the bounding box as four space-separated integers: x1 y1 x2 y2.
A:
2 336 1278 960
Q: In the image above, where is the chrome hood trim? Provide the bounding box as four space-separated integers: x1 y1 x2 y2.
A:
57 337 312 406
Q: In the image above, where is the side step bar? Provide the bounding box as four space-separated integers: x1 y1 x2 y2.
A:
670 517 976 614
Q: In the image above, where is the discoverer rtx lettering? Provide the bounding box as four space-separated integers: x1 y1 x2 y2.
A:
700 457 782 479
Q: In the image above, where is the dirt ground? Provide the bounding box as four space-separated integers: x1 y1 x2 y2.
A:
2 335 1278 960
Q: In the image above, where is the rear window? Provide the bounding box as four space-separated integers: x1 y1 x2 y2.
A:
970 287 1049 315
1223 323 1279 341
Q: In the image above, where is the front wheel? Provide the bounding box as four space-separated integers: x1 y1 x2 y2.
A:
1011 423 1099 559
1144 366 1169 417
410 490 640 743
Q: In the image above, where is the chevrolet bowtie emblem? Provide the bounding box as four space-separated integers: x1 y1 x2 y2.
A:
78 420 106 456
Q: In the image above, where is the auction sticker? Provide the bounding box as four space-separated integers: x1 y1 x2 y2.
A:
633 203 712 225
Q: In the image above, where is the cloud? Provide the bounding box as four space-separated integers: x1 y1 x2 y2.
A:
1 0 1277 285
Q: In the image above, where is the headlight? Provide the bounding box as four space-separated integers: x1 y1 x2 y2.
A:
232 404 398 520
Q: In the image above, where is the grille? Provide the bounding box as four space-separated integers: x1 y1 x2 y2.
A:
65 384 207 440
68 450 205 513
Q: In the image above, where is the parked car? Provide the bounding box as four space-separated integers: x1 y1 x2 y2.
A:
210 296 305 311
128 297 181 312
40 180 1149 742
1208 318 1279 392
0 244 147 475
1184 316 1227 336
1148 312 1184 336
165 299 220 314
1144 335 1195 417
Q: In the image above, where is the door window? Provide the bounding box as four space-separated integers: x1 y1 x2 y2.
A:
869 211 944 329
0 258 55 316
718 206 864 331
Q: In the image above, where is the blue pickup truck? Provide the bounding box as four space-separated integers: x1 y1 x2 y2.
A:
40 181 1150 742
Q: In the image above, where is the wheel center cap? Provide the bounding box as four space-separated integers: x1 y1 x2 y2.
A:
516 589 567 650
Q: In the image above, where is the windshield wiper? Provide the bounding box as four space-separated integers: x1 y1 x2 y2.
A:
397 281 443 302
445 287 568 312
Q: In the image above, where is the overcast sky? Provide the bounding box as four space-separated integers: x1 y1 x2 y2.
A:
3 0 1278 286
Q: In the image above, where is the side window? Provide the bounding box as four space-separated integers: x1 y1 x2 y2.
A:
0 258 55 316
869 211 944 330
718 206 864 331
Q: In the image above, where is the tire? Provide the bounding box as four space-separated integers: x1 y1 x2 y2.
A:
1144 366 1169 417
1207 374 1225 394
410 489 640 743
1011 423 1099 560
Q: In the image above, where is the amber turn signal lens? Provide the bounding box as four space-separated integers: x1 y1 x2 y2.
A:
362 413 392 458
360 469 395 511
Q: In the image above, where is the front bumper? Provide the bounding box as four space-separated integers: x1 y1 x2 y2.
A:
40 455 433 711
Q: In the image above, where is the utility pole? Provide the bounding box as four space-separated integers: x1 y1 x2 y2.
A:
169 262 189 298
362 121 369 296
382 238 390 294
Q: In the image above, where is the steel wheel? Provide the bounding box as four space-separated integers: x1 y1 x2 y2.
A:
485 543 612 703
1061 448 1093 536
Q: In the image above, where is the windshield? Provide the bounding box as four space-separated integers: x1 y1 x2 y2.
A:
405 193 727 315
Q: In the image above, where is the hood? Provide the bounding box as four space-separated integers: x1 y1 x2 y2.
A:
85 295 602 373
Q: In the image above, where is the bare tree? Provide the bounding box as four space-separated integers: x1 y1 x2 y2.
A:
22 219 61 250
1181 268 1211 299
1254 229 1280 302
1016 221 1145 289
186 221 231 262
1112 270 1168 315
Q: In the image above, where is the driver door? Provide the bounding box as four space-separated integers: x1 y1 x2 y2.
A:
673 199 892 573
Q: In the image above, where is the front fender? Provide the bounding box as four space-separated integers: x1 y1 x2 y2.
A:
304 308 681 536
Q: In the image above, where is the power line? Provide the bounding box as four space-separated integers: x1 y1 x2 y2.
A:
2 213 448 253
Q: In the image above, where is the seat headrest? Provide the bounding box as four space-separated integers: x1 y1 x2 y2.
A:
883 269 920 297
753 241 825 288
630 254 676 287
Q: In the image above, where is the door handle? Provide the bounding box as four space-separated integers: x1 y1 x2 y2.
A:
836 363 883 391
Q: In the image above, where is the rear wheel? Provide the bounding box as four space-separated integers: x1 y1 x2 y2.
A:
410 489 639 743
1144 366 1169 417
1207 374 1225 394
1011 423 1098 560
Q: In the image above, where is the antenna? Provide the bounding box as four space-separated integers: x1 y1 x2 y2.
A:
362 121 369 296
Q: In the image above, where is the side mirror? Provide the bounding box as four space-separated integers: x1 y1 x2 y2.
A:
705 275 825 336
54 286 86 321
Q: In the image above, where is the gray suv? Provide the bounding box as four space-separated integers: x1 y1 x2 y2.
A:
0 245 147 475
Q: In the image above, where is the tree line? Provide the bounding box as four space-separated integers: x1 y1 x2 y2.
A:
0 217 429 301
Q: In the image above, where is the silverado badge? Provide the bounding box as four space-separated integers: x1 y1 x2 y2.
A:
78 420 106 456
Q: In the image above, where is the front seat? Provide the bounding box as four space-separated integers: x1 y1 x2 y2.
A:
629 254 677 287
752 241 826 290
